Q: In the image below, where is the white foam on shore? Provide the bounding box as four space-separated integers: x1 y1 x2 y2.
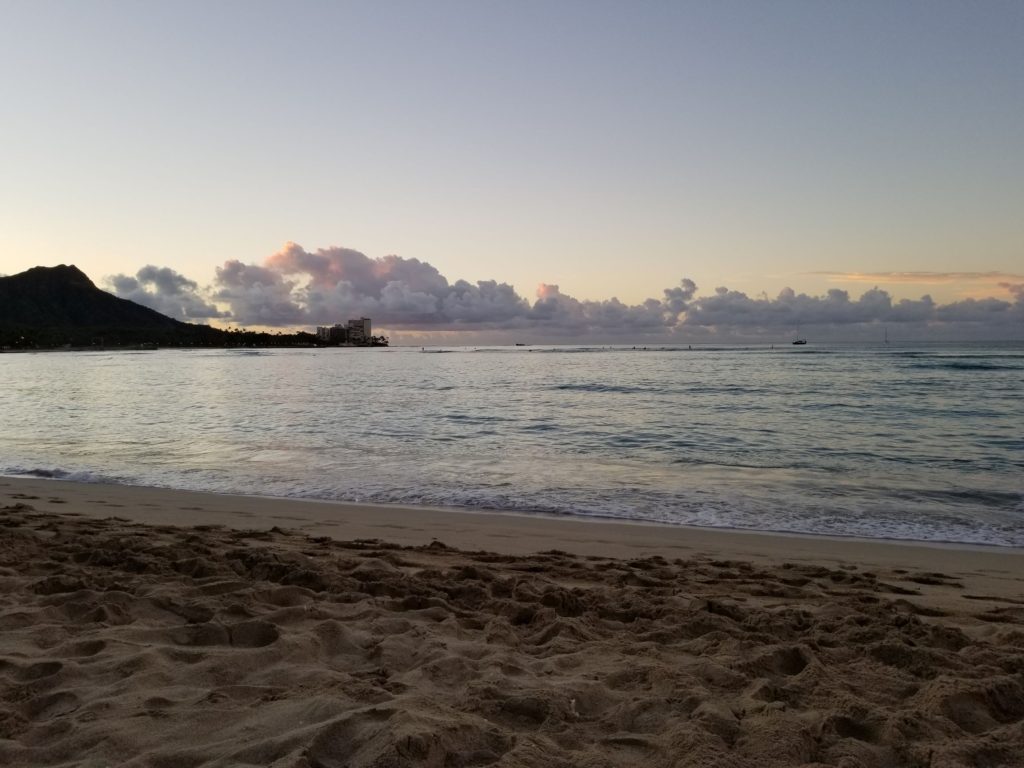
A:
4 463 1022 549
3 465 123 485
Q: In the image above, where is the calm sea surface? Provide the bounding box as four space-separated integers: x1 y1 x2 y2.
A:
1 343 1022 546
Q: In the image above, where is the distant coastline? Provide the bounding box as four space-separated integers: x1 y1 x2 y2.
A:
0 264 390 351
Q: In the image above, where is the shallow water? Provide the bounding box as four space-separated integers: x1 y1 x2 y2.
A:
2 342 1022 545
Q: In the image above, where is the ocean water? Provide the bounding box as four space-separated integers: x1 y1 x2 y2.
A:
1 343 1022 547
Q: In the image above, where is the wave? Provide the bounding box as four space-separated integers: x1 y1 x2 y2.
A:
309 486 1024 548
444 413 516 424
470 346 790 355
908 488 1024 507
907 361 1020 371
550 382 660 394
2 466 122 485
552 382 772 396
5 463 1022 547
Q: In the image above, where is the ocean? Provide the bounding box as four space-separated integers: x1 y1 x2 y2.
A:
1 343 1022 547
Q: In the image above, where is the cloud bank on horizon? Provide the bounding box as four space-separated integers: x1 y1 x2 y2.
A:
106 243 1024 341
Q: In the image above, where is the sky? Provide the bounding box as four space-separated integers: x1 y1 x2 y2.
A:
1 1 1022 341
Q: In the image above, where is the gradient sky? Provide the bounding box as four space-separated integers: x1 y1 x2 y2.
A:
2 1 1022 329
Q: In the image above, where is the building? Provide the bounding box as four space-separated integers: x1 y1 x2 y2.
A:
315 318 378 346
316 324 347 344
346 317 371 344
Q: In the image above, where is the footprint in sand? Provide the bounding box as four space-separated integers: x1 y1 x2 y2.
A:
23 691 80 721
66 640 106 657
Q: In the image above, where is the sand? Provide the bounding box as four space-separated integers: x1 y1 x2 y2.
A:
1 477 1022 767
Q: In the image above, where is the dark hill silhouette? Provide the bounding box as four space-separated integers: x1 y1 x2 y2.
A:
0 265 183 330
0 264 315 349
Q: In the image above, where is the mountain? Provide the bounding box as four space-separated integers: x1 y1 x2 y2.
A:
0 264 325 349
0 265 184 331
0 264 262 348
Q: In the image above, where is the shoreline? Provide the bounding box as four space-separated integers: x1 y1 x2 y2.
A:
3 475 1022 603
4 472 1021 552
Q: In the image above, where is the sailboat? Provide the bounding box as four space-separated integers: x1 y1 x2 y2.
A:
792 324 807 345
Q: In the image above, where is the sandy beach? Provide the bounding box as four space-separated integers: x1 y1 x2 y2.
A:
2 477 1023 767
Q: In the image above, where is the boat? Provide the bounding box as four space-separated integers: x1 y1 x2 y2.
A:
792 323 807 345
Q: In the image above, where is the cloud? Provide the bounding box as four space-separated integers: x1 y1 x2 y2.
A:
680 283 1022 332
109 242 1024 341
813 270 1024 285
212 260 306 326
213 242 696 336
1000 282 1024 301
677 284 1023 341
663 278 697 314
814 271 1024 300
106 266 227 320
934 296 1017 323
266 242 450 297
442 280 530 325
530 283 677 333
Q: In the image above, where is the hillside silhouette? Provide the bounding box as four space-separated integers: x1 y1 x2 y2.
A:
0 265 313 348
